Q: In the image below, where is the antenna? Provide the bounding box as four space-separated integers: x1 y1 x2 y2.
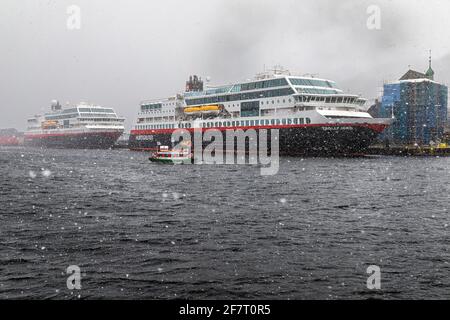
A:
429 49 432 68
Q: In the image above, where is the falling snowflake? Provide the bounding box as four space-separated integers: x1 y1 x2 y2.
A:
41 169 52 178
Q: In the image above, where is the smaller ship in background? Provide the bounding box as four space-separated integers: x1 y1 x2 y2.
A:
0 128 22 146
25 100 125 149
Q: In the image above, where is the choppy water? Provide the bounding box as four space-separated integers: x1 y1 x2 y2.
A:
0 146 449 299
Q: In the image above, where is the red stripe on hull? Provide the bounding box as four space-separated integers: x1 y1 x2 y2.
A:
130 122 389 136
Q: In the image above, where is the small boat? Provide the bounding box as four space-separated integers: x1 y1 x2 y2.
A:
149 147 192 164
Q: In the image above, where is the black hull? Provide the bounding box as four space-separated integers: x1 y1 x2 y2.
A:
129 125 383 156
24 132 122 149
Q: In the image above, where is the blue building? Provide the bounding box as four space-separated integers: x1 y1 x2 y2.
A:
379 57 448 145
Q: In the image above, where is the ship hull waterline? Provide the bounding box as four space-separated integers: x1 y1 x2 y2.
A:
24 131 123 149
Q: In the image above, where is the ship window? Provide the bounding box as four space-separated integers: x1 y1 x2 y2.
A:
287 119 292 125
265 120 270 125
299 118 304 124
306 118 311 124
282 119 287 125
293 118 298 124
240 101 260 117
246 121 250 126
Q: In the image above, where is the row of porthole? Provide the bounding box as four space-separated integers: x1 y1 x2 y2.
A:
200 118 311 128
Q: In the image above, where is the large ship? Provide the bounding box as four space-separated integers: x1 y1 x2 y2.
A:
25 100 125 149
129 68 392 155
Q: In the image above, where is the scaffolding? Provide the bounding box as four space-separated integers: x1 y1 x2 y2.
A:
380 79 448 145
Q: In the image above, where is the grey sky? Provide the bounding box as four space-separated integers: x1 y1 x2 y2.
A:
1 0 449 130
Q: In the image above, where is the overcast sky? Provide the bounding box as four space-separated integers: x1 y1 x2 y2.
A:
1 0 450 130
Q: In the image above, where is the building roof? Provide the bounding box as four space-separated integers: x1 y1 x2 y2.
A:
399 69 427 80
